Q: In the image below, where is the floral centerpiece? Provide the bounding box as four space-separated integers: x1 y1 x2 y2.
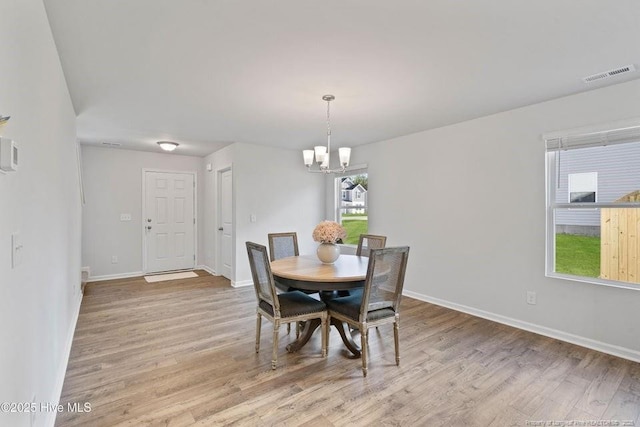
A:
312 221 346 264
313 221 347 244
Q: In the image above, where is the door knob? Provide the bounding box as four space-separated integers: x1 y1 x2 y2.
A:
146 226 152 230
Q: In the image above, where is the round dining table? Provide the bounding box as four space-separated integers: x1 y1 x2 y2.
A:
270 254 369 356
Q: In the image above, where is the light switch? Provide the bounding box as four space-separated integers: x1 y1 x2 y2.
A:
11 232 22 268
250 214 256 223
120 213 132 221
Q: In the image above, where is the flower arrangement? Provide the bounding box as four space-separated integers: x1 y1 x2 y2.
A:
312 221 347 244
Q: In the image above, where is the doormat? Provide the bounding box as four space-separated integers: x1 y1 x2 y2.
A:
144 271 198 283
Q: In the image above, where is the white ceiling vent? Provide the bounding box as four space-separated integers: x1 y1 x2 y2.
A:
583 64 636 83
101 142 122 147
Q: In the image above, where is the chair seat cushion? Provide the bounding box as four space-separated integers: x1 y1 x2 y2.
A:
259 291 326 318
326 294 395 322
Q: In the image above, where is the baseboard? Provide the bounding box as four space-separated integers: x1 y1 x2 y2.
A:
231 279 252 288
46 291 83 427
196 265 217 276
88 271 143 282
403 289 640 364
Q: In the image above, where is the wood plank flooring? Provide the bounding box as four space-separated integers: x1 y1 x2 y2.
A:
56 271 640 426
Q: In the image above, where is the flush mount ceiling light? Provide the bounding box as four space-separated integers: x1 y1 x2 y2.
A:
302 95 351 174
157 141 179 151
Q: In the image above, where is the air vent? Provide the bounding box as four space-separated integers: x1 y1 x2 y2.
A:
583 64 636 83
101 142 121 147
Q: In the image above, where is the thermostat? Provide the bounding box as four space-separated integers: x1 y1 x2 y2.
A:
0 137 18 172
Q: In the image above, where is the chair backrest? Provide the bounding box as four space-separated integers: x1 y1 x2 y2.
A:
268 232 299 261
246 242 279 312
360 246 410 322
356 234 387 257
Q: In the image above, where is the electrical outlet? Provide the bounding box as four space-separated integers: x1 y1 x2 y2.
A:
526 291 537 305
111 255 118 264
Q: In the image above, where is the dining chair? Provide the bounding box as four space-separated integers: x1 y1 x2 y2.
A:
246 241 328 369
326 246 410 377
356 234 387 257
268 232 299 261
268 232 306 336
268 231 316 295
346 234 387 299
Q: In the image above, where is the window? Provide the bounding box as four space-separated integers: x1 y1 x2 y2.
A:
545 122 640 288
336 172 368 245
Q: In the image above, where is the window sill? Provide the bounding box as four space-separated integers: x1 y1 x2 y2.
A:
546 271 640 291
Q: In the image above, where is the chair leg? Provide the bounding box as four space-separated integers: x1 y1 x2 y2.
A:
394 319 400 366
255 313 262 353
272 322 279 370
287 323 291 334
321 315 327 357
296 321 301 339
361 326 368 377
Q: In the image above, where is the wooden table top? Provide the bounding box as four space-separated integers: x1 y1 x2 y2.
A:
270 255 369 283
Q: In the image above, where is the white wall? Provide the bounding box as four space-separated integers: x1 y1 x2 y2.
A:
0 1 82 426
202 144 235 275
81 146 205 278
352 78 640 359
203 142 325 285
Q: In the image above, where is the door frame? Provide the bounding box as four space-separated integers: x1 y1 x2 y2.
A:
141 169 198 274
216 166 233 280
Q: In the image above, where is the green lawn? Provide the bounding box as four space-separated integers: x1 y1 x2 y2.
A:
342 219 368 245
555 233 600 278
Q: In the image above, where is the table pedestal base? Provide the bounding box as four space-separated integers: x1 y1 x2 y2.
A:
285 318 361 357
276 285 365 358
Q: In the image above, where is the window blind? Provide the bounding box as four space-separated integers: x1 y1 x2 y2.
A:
544 119 640 151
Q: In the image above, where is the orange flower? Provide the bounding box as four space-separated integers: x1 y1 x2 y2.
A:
312 221 347 244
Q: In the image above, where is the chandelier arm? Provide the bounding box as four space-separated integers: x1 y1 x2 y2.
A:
306 165 347 174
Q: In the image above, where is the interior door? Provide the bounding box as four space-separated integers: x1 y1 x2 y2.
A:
218 168 233 279
144 171 195 273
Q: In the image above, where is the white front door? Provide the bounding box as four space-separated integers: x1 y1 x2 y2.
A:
218 168 233 279
144 171 195 273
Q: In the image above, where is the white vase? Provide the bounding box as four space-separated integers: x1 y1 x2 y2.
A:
317 243 340 264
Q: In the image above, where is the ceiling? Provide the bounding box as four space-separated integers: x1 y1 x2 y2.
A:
43 0 640 157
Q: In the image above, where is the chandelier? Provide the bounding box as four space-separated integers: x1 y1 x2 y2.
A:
302 95 351 173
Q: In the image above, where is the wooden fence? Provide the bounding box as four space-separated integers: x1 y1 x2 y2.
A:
601 207 640 283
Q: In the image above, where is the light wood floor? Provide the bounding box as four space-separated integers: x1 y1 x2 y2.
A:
57 271 640 426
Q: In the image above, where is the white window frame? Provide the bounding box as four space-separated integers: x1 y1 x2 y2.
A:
544 119 640 291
